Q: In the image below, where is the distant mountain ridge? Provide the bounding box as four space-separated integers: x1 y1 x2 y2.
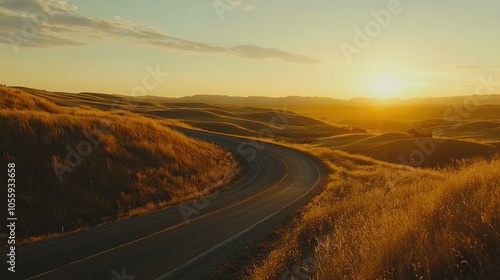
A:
146 94 500 106
11 86 500 106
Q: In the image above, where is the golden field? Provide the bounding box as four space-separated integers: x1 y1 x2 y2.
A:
251 147 499 279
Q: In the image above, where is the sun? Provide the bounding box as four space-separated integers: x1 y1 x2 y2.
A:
369 74 405 98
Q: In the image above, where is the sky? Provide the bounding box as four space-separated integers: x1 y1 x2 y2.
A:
1 0 499 99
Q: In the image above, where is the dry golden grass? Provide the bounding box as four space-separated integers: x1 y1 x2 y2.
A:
0 87 239 241
251 147 499 280
0 87 61 113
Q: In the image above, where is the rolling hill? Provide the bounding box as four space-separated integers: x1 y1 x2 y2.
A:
0 87 239 241
315 133 498 167
20 87 352 139
8 86 499 169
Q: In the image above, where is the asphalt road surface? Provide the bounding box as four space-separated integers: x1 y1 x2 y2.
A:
1 130 325 280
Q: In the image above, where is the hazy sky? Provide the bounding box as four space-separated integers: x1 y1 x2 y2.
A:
1 0 499 99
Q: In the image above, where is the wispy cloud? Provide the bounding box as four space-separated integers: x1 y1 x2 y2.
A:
451 64 483 71
0 0 322 64
229 45 323 64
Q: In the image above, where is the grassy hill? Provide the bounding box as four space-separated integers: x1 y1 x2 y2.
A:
22 87 500 168
314 132 498 167
20 87 352 139
143 106 352 139
287 104 500 134
0 87 239 241
252 147 500 279
147 94 500 106
312 133 374 148
417 120 500 142
23 86 498 168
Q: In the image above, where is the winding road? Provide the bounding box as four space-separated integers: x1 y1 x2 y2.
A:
2 130 325 280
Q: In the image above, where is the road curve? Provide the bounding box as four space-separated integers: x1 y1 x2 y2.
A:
1 130 325 280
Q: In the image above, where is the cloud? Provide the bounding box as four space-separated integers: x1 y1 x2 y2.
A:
1 0 77 14
0 4 85 47
451 64 483 71
229 45 323 64
0 0 322 64
141 38 228 54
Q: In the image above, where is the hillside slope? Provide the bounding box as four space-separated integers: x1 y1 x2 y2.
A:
315 133 498 167
0 87 239 240
20 87 351 139
252 148 500 279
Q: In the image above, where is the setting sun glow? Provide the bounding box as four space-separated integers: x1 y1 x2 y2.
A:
369 74 406 98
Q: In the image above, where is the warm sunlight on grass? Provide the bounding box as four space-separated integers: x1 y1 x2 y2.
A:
251 147 499 279
0 87 239 241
